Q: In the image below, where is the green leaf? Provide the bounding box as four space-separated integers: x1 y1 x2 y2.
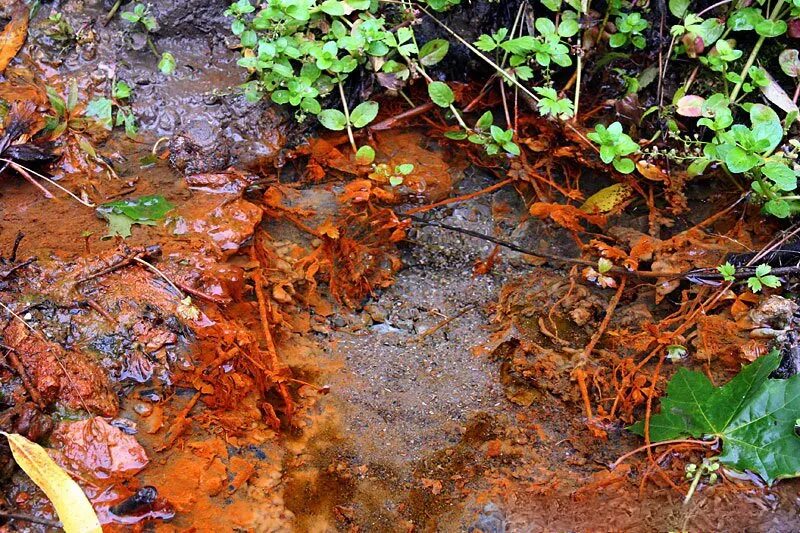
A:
765 198 792 218
46 87 66 117
751 104 783 153
762 162 798 191
748 275 764 292
717 262 736 281
687 157 711 177
631 351 800 485
158 52 176 75
85 98 113 129
97 195 173 238
113 81 132 100
723 146 760 173
350 101 379 128
755 19 787 38
318 109 348 130
419 39 450 66
445 130 468 140
557 18 579 38
613 157 635 173
120 11 140 23
727 8 763 31
755 263 772 278
428 81 454 108
500 36 537 55
355 145 375 165
668 0 689 18
475 111 493 130
320 0 345 16
608 33 627 48
98 195 174 221
395 163 414 175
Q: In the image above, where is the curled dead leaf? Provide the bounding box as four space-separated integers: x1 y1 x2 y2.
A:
636 160 670 183
0 3 28 73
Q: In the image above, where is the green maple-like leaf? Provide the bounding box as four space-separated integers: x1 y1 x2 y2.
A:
631 351 800 484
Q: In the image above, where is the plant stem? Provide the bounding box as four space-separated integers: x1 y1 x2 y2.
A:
573 0 590 121
133 257 185 298
729 0 785 101
104 0 123 25
683 464 704 505
338 81 357 153
146 35 159 58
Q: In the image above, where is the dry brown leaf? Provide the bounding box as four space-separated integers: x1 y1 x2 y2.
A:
0 3 28 73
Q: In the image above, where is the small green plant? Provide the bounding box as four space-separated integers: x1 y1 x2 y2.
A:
684 458 720 504
43 12 76 47
666 344 688 362
533 87 575 120
44 81 101 139
586 121 639 173
660 0 800 217
716 261 736 281
158 52 176 75
121 3 158 32
610 12 649 49
370 162 414 186
121 1 174 70
85 80 138 138
445 111 520 156
225 0 455 141
747 263 781 293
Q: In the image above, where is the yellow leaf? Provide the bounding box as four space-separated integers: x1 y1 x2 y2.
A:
2 432 102 533
580 183 634 213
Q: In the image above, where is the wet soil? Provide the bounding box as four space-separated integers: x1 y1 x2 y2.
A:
3 2 800 532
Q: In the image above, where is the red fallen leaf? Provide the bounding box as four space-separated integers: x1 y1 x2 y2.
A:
486 439 502 458
317 218 340 239
588 239 627 261
682 32 704 58
339 178 396 204
50 418 148 481
676 95 705 117
0 3 29 73
789 18 800 38
624 235 656 271
529 202 606 232
421 478 443 495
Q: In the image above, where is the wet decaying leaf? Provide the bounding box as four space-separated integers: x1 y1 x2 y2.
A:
0 3 28 73
2 432 102 533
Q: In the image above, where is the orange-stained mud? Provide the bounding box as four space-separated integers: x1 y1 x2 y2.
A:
3 137 800 532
